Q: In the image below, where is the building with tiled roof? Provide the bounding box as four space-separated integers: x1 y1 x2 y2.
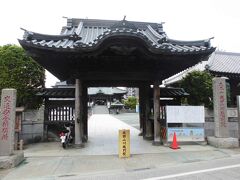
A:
163 51 240 105
207 51 240 78
19 17 215 145
19 18 215 83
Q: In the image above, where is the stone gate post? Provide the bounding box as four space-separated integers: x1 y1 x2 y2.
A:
0 89 17 156
207 77 239 148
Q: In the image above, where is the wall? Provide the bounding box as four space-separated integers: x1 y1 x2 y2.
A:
205 108 239 138
12 106 240 143
19 106 44 144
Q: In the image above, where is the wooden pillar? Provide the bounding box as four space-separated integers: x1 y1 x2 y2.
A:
75 79 83 147
138 85 145 136
144 85 153 140
44 98 49 141
153 82 161 145
82 85 88 142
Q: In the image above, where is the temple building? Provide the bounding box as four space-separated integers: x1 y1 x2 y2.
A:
19 18 215 146
163 51 240 106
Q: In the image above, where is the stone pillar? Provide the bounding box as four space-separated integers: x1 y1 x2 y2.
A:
75 79 83 146
153 82 161 145
237 96 240 140
207 77 239 148
0 89 17 156
213 77 229 138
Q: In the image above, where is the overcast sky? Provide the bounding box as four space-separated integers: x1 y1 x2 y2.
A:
1 0 240 87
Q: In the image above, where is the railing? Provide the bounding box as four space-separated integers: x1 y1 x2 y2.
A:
45 100 75 124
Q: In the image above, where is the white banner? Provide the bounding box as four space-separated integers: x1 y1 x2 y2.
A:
166 106 204 123
167 128 204 142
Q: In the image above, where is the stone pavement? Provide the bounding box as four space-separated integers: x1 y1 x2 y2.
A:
1 113 240 180
92 105 109 114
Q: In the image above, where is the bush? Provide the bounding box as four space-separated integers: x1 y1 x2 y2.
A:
123 96 137 109
180 71 213 108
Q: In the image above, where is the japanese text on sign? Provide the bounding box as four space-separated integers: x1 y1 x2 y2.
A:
119 129 130 158
218 81 227 128
1 96 11 141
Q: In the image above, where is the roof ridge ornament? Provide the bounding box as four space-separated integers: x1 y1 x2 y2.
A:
110 16 137 31
20 28 34 41
69 32 82 41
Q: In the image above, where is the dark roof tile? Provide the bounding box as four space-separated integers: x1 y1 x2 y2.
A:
20 18 214 55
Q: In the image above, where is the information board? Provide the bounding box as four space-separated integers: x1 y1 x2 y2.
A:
166 106 204 123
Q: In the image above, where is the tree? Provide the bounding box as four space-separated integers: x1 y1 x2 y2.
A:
0 45 45 109
123 96 137 109
179 71 213 108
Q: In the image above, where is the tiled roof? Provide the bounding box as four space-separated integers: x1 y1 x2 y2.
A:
207 51 240 75
19 18 214 55
37 87 188 98
163 61 208 85
163 51 240 85
88 87 126 95
159 87 189 97
37 88 75 98
37 87 126 98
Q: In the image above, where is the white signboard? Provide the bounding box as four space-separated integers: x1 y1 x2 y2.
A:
227 109 238 118
166 106 204 123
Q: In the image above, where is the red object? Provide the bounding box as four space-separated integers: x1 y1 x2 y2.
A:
59 132 64 137
170 132 180 149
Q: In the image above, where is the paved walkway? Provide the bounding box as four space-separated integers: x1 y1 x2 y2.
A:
24 114 216 156
92 105 109 114
2 113 240 179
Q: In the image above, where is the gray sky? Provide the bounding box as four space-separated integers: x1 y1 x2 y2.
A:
1 0 240 87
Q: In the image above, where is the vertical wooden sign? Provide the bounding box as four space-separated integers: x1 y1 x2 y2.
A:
118 129 130 158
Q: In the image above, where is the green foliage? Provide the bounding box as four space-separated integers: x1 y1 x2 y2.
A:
0 45 45 109
123 96 137 109
179 71 213 108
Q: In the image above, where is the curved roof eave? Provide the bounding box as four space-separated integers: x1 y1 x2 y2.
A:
18 32 215 56
19 18 215 56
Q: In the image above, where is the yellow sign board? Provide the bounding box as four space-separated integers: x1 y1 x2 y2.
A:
118 129 130 158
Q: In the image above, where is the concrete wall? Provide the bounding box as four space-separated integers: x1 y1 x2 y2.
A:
19 106 44 144
205 108 239 138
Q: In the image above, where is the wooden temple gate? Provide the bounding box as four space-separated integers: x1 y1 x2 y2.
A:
20 18 215 147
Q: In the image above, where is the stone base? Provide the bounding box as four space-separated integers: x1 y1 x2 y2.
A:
143 136 154 141
152 141 162 146
0 151 25 169
207 136 239 148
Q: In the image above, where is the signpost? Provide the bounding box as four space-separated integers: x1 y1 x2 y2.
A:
212 77 229 138
207 77 239 148
0 89 17 156
118 129 130 158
